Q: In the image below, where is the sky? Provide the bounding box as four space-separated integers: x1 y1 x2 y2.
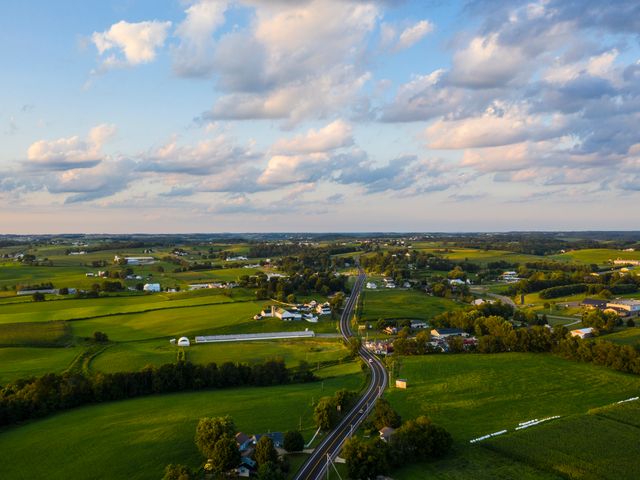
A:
2 0 640 233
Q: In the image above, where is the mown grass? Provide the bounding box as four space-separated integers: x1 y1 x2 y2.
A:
590 398 640 427
601 327 640 347
0 364 364 480
0 346 80 384
359 289 459 322
0 321 71 347
89 338 349 374
485 406 640 479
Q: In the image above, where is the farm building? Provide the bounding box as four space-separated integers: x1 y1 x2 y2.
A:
177 337 191 347
114 255 155 265
143 283 161 292
430 328 468 339
366 282 377 289
396 379 408 389
605 299 640 316
581 298 608 310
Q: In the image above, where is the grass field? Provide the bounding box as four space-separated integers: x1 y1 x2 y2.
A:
89 338 349 373
549 248 640 265
601 327 640 346
359 289 460 323
485 402 640 479
0 346 80 384
387 353 640 479
0 321 71 347
0 363 364 480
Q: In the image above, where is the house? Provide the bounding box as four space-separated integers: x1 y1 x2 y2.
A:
430 328 468 340
379 427 396 443
410 320 428 330
366 282 377 289
253 432 284 448
500 271 521 283
143 283 161 292
581 298 608 310
570 327 594 339
236 432 253 452
606 299 640 316
395 379 408 389
449 278 467 286
364 340 393 355
384 326 398 335
385 282 396 289
316 302 331 315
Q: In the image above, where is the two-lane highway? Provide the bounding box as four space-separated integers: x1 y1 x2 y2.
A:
294 271 389 480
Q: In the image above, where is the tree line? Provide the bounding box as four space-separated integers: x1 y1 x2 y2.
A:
0 359 316 429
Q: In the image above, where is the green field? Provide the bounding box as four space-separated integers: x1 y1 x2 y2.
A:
549 248 640 265
0 363 364 480
359 289 460 322
486 403 640 479
0 347 80 384
89 338 349 373
387 353 640 479
0 321 71 347
601 327 640 346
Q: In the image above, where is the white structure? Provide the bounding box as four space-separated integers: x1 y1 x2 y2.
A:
316 302 331 315
226 255 248 261
177 337 190 347
366 282 377 289
195 331 315 343
605 299 640 315
570 327 594 339
613 258 640 266
114 255 155 265
275 307 302 320
143 283 161 292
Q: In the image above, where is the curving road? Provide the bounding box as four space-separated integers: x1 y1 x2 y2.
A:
294 270 389 480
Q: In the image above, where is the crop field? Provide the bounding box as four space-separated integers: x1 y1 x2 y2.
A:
590 397 640 427
387 354 640 479
385 353 640 440
89 338 349 373
359 289 460 322
485 405 640 479
549 248 640 265
0 363 364 480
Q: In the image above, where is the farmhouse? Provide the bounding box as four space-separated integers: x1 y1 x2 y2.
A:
430 328 468 339
364 340 393 355
570 327 594 339
143 283 161 292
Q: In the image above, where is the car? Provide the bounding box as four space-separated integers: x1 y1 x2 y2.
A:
368 358 373 363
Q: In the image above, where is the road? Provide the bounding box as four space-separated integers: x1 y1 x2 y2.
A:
294 270 389 480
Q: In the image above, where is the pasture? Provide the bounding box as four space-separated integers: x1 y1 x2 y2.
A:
601 327 640 347
0 347 80 384
359 289 460 323
0 363 364 480
0 321 71 347
549 248 640 265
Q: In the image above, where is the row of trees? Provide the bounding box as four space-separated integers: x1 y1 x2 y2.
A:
238 271 347 300
0 359 316 428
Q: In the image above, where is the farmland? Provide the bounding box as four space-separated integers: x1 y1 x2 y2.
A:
549 248 640 266
387 353 640 479
0 363 364 480
359 289 460 323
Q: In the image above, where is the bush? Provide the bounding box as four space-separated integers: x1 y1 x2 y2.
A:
283 430 305 452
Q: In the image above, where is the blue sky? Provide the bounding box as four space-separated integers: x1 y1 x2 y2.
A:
2 0 640 233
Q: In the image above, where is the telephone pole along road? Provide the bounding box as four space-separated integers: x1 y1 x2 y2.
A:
294 270 389 480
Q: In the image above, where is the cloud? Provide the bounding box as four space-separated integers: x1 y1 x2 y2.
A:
271 120 354 155
172 0 229 77
397 20 434 50
92 20 171 69
27 124 116 170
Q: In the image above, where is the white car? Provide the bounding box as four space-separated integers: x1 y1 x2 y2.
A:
368 358 373 363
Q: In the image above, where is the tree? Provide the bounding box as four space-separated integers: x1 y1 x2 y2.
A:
283 430 305 452
162 464 193 480
93 331 109 343
195 416 236 459
257 461 285 480
209 434 240 474
32 291 45 302
286 293 296 304
347 337 361 358
342 436 390 480
627 318 636 327
59 287 69 295
255 435 279 466
371 398 401 430
314 397 339 430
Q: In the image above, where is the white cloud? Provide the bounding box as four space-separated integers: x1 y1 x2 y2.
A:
173 0 228 76
271 120 354 155
27 124 116 170
397 20 434 50
92 20 171 68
